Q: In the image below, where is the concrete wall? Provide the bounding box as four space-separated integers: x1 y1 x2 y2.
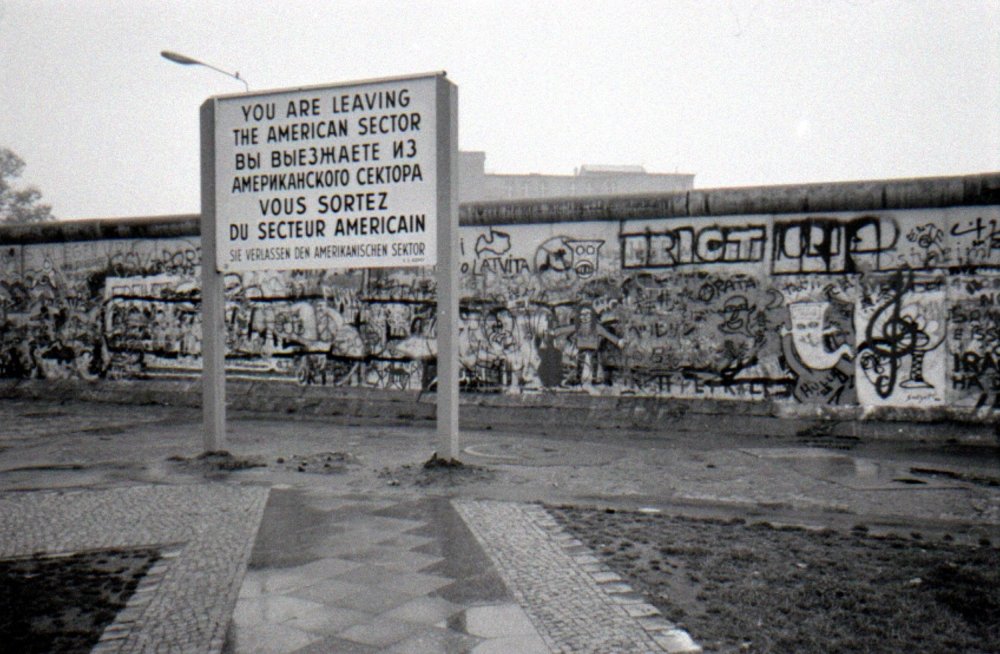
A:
2 173 999 422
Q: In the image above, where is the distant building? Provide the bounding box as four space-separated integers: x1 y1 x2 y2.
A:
458 151 694 203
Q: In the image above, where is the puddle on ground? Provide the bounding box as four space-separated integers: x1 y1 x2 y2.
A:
0 466 110 490
0 461 161 491
463 443 522 461
463 441 621 468
793 456 883 481
742 447 962 490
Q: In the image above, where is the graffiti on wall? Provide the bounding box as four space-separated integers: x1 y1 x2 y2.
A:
774 276 857 405
458 225 618 393
855 271 947 406
122 273 434 388
950 214 1000 268
1 205 999 412
612 271 780 399
771 215 899 274
620 221 766 269
948 274 1000 410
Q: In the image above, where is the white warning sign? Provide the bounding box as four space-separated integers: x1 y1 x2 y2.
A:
214 73 442 271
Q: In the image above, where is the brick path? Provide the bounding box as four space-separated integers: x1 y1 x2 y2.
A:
454 500 701 654
0 467 701 653
0 484 268 653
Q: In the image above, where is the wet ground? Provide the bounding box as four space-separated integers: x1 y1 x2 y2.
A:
1 399 998 528
0 398 998 652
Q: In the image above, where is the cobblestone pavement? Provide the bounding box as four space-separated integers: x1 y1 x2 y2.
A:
454 500 701 654
0 484 268 653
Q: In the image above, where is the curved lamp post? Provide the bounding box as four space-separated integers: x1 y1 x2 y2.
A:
160 50 249 91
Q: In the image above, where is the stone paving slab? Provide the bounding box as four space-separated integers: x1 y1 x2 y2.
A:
0 484 269 653
229 491 552 653
454 499 701 654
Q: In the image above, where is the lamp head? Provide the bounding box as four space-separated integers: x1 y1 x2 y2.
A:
161 50 200 65
161 50 249 91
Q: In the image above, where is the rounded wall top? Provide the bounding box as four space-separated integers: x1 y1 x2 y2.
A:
1 173 997 244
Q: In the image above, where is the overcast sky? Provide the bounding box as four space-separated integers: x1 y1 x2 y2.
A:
1 0 998 220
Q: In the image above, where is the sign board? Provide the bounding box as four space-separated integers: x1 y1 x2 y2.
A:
213 73 444 271
200 72 459 459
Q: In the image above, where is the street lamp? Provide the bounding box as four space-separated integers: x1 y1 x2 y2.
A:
160 50 249 92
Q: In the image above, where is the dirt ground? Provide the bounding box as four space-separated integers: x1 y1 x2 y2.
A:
0 547 159 653
551 506 1000 654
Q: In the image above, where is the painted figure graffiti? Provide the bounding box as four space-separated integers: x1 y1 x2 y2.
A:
780 300 856 404
550 304 624 389
785 302 853 371
566 240 603 278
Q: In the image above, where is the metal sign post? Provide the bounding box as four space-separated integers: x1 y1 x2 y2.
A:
199 73 458 457
435 78 459 460
200 98 226 452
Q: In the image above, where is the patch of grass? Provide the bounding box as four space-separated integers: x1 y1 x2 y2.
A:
0 547 159 653
550 507 1000 653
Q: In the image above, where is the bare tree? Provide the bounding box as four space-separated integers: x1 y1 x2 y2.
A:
0 147 54 223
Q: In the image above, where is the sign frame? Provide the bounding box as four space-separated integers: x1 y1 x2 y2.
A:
199 72 459 458
213 72 447 272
